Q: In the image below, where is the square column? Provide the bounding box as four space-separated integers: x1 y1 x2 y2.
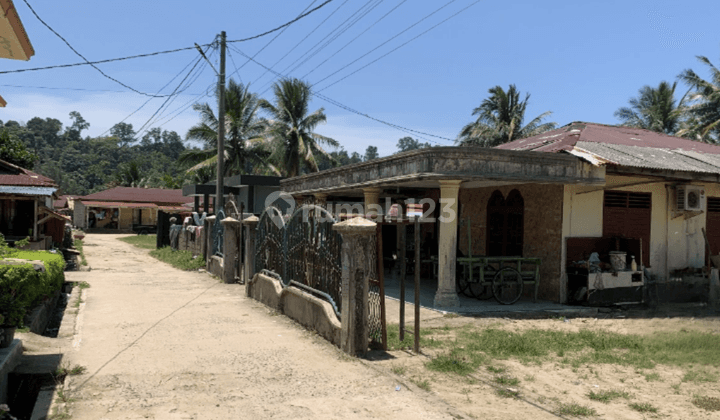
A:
363 187 382 219
434 180 462 308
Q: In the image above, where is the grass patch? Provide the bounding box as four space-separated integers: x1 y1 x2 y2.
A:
493 375 520 386
496 388 519 398
391 365 407 375
692 395 720 411
587 389 632 403
386 324 446 351
412 377 431 391
629 402 658 413
77 281 90 289
486 365 507 374
556 402 597 417
55 364 87 377
412 326 720 371
683 369 718 383
73 238 87 266
148 247 205 271
644 372 662 382
118 234 157 250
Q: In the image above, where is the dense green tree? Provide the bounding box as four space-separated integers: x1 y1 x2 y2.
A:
259 78 338 177
678 54 720 142
0 129 38 169
457 85 556 147
110 122 136 147
182 79 272 175
364 145 379 161
614 81 684 135
65 111 90 142
396 136 430 152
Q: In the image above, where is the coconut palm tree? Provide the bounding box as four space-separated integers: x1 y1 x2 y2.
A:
614 81 684 135
457 85 557 147
259 78 338 177
677 54 720 143
180 79 275 175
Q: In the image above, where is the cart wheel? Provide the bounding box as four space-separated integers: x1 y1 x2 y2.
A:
492 267 524 305
456 265 475 297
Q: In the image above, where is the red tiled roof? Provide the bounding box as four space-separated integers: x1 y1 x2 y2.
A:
0 159 57 187
80 187 186 205
81 201 158 209
496 122 720 155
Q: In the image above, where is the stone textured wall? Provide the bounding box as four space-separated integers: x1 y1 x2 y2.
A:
458 184 564 301
177 228 204 256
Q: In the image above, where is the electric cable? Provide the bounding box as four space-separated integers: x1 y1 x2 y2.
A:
230 45 454 144
227 0 334 43
316 0 482 92
20 0 174 98
300 0 407 80
310 0 459 89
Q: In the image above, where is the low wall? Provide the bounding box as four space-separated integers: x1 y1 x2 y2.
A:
0 340 22 404
207 255 223 278
177 229 204 256
24 290 61 334
248 273 341 347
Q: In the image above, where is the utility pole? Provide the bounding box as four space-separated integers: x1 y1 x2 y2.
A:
215 31 226 214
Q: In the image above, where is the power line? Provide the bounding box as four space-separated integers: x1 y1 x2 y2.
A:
229 45 453 144
300 0 408 80
228 1 319 82
316 0 482 92
227 0 335 43
98 45 215 139
0 84 201 94
251 0 351 87
20 0 174 98
311 0 459 90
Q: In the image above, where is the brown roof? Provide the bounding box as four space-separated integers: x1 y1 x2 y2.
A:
80 187 186 205
81 201 159 209
53 194 76 208
496 122 720 155
0 159 57 187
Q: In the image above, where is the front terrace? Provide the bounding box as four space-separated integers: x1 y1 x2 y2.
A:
281 147 605 308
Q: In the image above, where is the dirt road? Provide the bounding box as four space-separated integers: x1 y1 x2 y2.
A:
60 234 462 419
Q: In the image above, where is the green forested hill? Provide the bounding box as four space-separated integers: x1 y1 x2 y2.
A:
0 112 195 196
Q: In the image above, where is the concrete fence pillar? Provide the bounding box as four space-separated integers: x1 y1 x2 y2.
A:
221 217 242 284
710 268 720 310
333 216 377 357
435 180 462 308
243 215 259 296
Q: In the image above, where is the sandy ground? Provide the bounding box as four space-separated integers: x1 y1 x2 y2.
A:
50 234 474 420
375 307 720 419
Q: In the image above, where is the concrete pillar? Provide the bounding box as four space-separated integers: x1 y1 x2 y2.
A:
243 215 259 295
710 268 720 310
333 216 377 356
434 180 462 308
221 217 241 284
363 187 382 220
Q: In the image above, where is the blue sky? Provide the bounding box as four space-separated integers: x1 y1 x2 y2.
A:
1 0 719 158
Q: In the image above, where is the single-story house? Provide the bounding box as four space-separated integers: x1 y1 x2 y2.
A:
0 159 65 249
72 187 191 231
280 122 720 307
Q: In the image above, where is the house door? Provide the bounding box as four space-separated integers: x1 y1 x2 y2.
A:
486 189 524 257
706 197 720 258
602 191 651 267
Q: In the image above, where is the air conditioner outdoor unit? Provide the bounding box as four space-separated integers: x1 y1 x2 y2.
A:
676 185 705 211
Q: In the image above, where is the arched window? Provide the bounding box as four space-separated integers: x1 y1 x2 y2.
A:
486 189 524 256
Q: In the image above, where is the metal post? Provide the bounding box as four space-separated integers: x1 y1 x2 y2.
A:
414 216 420 354
399 222 406 342
215 31 226 214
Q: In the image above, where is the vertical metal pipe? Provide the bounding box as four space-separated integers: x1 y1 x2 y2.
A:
414 216 421 353
399 222 406 342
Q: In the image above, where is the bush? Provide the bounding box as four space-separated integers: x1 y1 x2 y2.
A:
0 250 65 327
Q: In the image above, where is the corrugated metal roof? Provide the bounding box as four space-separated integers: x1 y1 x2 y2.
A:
572 142 720 174
497 122 720 156
80 187 186 204
0 186 57 195
158 205 192 212
0 159 57 187
81 201 158 209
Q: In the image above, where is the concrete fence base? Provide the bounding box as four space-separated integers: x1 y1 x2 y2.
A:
247 273 341 346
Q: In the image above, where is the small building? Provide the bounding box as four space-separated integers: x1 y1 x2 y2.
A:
280 122 720 307
182 175 282 215
73 187 190 231
0 159 63 249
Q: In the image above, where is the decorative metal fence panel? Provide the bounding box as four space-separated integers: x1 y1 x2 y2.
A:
255 206 285 278
286 205 343 315
212 208 225 257
368 226 384 347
